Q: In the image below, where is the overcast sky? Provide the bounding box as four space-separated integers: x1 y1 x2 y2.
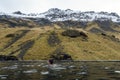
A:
0 0 120 15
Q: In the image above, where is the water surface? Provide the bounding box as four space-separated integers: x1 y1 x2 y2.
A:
0 61 120 80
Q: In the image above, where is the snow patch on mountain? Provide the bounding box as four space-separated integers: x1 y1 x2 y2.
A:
0 8 120 22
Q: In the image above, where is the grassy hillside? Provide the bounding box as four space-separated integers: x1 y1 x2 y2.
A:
0 26 120 60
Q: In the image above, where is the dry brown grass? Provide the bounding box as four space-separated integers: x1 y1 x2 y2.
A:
0 27 120 60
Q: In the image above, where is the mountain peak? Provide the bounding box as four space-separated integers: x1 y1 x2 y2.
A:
65 9 73 11
0 8 120 23
48 8 61 12
13 11 25 15
0 12 6 15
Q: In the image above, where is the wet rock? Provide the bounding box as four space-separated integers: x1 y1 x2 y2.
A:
97 78 109 80
77 72 88 75
110 76 120 80
114 71 120 74
0 75 8 77
1 76 7 79
0 75 8 80
68 65 76 69
104 67 109 70
0 55 18 61
50 66 66 70
22 65 34 67
41 71 49 75
23 69 37 74
1 65 18 70
106 70 118 75
70 78 81 80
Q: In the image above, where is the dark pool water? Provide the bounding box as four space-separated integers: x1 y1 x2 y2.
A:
0 61 120 80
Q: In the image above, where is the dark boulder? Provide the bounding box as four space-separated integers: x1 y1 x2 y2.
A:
5 34 16 38
0 55 18 61
62 29 88 38
50 47 72 60
101 33 107 36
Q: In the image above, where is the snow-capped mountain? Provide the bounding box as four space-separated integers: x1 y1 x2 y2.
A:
0 8 120 22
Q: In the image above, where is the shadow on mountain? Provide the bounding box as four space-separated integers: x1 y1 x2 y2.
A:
3 30 30 50
47 31 61 47
54 20 88 28
95 20 118 32
17 40 35 60
0 18 34 28
29 18 53 26
89 28 104 33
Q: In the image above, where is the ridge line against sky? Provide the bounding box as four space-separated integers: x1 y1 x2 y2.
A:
0 0 120 15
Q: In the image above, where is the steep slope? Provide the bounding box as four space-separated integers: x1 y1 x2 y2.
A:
0 17 39 28
0 27 120 60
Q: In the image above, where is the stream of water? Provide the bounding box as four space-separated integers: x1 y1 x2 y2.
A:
0 61 120 80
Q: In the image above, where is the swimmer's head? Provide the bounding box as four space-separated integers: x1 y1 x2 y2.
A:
48 59 54 64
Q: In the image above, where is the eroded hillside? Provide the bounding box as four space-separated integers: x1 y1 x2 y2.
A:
0 24 120 60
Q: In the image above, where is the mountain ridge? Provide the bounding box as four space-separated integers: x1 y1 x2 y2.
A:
0 8 120 23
